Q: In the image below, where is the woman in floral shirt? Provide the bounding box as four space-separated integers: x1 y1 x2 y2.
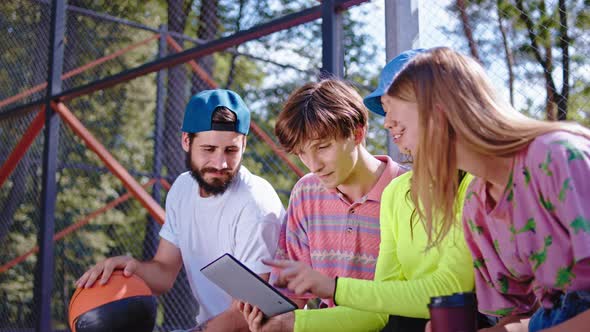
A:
383 47 590 332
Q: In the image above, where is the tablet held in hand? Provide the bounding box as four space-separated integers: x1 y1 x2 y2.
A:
200 253 297 317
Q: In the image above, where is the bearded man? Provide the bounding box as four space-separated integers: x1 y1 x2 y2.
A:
76 89 285 332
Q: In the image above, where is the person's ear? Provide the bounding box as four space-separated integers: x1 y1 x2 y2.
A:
181 132 191 152
242 136 247 152
353 126 366 145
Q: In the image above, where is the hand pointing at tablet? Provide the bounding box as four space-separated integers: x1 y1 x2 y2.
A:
238 259 337 332
263 259 337 300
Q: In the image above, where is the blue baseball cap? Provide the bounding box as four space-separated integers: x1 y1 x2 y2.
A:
363 48 426 116
182 89 250 135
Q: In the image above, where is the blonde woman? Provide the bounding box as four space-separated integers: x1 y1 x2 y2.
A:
382 47 590 332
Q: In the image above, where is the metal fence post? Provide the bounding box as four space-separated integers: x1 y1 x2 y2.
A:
144 25 168 261
322 0 343 77
35 0 66 331
384 0 420 162
153 25 167 209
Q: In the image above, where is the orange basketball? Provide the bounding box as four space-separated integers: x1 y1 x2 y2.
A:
68 271 157 332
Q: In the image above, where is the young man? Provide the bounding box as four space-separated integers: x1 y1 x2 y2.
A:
76 89 285 331
256 79 406 327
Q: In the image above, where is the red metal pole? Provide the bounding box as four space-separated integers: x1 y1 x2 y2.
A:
2 0 370 119
51 101 165 224
166 35 219 89
249 123 305 177
0 107 45 188
0 34 160 109
0 179 157 274
160 178 172 191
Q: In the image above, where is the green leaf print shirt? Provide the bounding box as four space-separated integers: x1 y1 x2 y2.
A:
462 130 590 317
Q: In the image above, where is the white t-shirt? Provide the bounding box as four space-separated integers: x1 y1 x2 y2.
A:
159 166 285 323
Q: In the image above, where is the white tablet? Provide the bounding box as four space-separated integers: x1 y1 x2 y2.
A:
200 253 298 317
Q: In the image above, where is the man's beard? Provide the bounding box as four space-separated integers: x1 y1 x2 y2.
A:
185 151 239 196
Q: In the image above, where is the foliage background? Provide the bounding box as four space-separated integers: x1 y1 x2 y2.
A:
0 0 588 330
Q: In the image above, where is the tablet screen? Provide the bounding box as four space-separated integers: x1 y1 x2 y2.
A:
200 253 297 317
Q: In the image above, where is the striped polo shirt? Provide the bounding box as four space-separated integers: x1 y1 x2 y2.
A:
274 155 405 305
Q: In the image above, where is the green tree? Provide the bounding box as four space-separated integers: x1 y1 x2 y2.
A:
1 0 385 329
447 0 589 122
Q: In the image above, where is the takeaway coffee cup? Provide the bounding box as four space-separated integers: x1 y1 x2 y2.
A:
428 292 477 332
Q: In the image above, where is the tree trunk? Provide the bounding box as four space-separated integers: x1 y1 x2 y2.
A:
225 0 245 89
191 0 220 94
496 0 515 106
545 84 557 121
555 93 568 121
543 8 555 121
161 0 199 329
163 0 190 180
515 0 560 121
456 0 480 62
557 0 570 120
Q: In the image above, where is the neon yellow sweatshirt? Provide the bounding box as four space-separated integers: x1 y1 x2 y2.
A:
294 172 475 332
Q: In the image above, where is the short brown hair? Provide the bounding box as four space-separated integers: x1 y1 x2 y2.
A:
211 106 237 122
275 79 368 154
189 106 237 143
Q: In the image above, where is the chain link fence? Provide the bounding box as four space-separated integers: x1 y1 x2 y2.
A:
1 0 588 331
420 0 589 122
0 0 383 330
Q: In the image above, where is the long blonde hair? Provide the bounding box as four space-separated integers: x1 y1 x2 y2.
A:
387 47 590 248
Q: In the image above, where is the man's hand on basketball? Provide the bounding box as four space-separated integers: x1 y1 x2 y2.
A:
75 255 138 288
239 302 294 332
263 259 336 300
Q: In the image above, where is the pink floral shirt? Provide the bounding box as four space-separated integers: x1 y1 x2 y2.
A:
462 131 590 317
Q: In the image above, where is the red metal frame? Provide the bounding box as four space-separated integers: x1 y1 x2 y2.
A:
0 107 46 188
165 35 218 89
0 34 159 110
0 1 374 277
160 178 172 191
1 0 369 121
51 101 165 224
0 179 158 274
